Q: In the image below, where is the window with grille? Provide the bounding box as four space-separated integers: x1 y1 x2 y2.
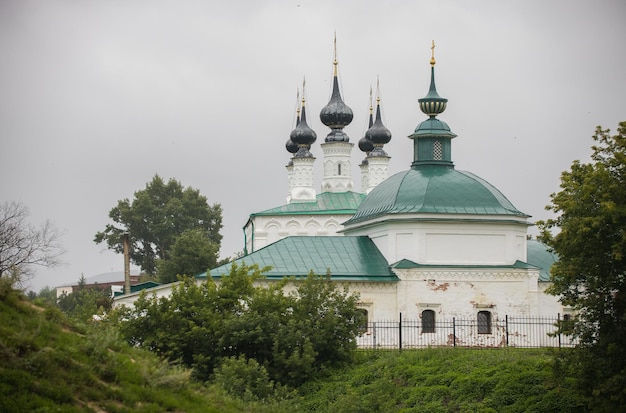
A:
433 140 443 160
477 311 492 334
356 308 369 334
421 309 435 333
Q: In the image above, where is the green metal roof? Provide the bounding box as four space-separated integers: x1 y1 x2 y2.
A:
410 118 456 138
113 281 161 297
251 191 365 217
526 239 557 282
345 166 527 225
198 236 397 281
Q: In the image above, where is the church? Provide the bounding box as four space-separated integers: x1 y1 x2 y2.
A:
114 43 567 346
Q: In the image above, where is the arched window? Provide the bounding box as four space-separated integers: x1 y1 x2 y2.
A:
337 163 342 176
421 309 435 333
477 311 492 334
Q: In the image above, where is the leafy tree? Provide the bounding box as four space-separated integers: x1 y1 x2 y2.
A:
94 175 222 275
156 228 219 283
0 201 64 288
113 263 365 388
30 285 58 307
57 275 113 322
539 121 626 409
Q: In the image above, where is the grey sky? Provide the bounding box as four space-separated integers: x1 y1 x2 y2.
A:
1 0 625 292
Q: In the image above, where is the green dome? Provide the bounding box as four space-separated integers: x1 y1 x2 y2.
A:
411 118 456 138
526 239 557 282
345 166 528 225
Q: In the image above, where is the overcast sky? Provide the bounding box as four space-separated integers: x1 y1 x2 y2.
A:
2 0 625 292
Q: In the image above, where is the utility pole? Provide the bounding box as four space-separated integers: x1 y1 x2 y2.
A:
123 232 130 295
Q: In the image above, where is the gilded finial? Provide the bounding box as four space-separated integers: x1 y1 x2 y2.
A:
369 85 373 113
333 31 338 76
296 88 301 116
430 40 436 66
376 76 381 104
302 77 306 106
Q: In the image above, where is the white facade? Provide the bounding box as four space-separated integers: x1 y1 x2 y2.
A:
321 141 354 193
343 215 529 266
364 154 390 194
288 156 316 202
244 213 349 253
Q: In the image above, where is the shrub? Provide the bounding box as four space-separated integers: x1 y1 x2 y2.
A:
214 356 276 402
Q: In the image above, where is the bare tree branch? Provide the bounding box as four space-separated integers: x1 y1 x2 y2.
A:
0 201 65 286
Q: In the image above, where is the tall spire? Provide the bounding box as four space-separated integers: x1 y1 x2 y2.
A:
362 79 392 193
365 78 392 156
288 78 317 202
409 41 457 168
319 33 353 142
419 40 448 117
358 86 375 155
319 34 354 193
290 78 317 158
285 88 300 155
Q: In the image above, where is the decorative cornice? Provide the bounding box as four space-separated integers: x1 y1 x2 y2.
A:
393 268 538 281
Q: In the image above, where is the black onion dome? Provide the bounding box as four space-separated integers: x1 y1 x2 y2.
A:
285 138 298 154
289 104 316 157
359 96 375 154
359 136 374 153
320 75 354 130
365 100 391 145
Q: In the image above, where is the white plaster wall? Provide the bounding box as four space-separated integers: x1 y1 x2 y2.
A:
337 268 564 323
320 142 354 193
290 157 316 202
56 286 73 298
345 217 529 266
246 213 353 252
366 155 390 193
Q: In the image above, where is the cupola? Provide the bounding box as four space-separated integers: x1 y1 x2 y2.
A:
289 81 317 158
319 35 353 142
408 41 457 167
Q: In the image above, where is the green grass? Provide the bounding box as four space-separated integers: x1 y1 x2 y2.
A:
0 290 291 413
0 288 587 412
297 349 588 412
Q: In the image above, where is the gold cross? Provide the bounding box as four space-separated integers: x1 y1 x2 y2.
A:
430 40 436 66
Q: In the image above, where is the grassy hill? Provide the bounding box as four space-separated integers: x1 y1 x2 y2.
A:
0 289 289 413
0 288 587 412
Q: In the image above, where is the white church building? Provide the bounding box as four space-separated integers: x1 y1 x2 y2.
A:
114 45 569 347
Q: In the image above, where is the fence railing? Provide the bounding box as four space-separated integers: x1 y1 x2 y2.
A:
356 314 577 349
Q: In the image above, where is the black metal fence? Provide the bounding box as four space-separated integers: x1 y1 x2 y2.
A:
356 314 577 349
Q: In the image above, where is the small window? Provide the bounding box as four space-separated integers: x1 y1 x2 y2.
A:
560 313 574 335
433 140 443 160
356 308 369 334
421 309 435 333
477 311 492 334
337 163 342 176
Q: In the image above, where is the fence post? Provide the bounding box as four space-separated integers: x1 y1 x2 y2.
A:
399 312 403 352
505 315 509 347
373 321 376 349
557 313 562 349
452 317 456 347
